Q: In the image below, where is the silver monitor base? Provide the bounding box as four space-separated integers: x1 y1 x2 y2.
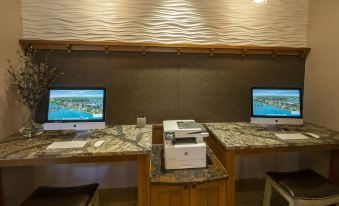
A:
44 122 105 131
251 118 303 125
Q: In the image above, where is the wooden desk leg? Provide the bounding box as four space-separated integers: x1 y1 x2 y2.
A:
226 151 236 206
0 167 5 206
137 154 150 206
0 168 3 206
330 150 339 185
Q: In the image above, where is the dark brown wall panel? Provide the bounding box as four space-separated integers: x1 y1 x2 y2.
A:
35 51 305 124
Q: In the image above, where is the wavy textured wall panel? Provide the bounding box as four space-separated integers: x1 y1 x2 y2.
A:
22 0 308 47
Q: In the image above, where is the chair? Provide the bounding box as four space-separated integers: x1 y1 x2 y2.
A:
263 169 339 206
21 183 99 206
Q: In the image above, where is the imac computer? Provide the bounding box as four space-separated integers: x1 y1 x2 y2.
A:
44 88 106 130
251 87 303 125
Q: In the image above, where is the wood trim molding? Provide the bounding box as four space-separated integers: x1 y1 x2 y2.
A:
19 39 311 58
152 125 163 145
0 155 137 167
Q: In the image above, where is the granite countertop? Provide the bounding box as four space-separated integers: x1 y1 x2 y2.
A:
0 125 152 163
205 122 339 151
150 144 228 185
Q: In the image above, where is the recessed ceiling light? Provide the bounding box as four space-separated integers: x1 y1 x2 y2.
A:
253 0 268 5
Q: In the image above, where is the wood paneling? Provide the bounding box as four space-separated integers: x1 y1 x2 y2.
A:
151 185 189 206
151 180 226 206
190 181 226 206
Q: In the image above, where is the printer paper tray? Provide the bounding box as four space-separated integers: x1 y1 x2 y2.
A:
161 149 211 170
164 159 206 170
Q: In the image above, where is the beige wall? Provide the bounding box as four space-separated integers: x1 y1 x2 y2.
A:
0 0 27 138
0 2 34 206
300 0 339 178
304 0 339 131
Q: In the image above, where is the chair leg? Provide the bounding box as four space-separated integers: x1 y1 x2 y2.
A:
263 177 273 206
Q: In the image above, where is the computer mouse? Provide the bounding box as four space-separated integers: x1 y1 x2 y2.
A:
94 140 105 147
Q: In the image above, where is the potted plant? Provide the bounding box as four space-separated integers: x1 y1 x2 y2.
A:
7 50 62 137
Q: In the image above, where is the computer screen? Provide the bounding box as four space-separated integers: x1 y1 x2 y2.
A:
251 88 302 118
46 88 106 122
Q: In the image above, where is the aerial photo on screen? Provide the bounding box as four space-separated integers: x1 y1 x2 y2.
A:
48 90 104 121
252 89 301 117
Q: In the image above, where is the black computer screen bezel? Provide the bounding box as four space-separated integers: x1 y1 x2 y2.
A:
250 87 303 119
45 87 106 123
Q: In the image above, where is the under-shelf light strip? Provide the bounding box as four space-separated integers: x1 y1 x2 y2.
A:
253 0 268 5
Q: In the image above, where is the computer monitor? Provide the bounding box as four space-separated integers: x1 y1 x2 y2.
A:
250 88 303 125
44 88 106 130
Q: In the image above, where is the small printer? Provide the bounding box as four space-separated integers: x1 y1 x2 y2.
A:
163 120 208 170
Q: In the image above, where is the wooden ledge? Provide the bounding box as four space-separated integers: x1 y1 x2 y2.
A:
19 39 310 58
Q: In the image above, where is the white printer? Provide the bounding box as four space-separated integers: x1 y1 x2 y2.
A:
163 120 208 170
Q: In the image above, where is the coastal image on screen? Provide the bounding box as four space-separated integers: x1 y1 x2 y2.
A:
252 89 301 117
48 90 104 121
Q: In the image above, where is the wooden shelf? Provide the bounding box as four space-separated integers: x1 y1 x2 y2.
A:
19 39 310 58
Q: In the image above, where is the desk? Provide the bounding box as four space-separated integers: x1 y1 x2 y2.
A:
205 122 339 206
0 125 152 206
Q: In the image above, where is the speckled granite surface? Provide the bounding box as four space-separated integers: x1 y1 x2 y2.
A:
0 125 152 162
205 122 339 150
150 144 228 185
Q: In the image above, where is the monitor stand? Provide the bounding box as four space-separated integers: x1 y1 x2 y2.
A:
73 130 90 140
260 124 289 132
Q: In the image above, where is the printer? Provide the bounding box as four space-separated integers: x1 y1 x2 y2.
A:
163 120 208 170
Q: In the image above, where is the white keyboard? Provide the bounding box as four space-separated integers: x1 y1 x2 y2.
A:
275 133 309 140
46 141 88 149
